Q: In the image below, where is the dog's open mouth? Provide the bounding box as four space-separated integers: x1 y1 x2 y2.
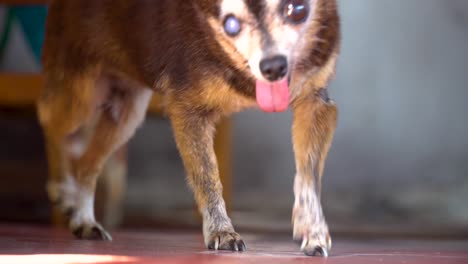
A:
255 79 290 113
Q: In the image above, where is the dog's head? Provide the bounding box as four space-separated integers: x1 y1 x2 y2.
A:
200 0 339 112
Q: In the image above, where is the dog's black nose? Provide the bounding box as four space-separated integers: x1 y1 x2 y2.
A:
259 55 288 82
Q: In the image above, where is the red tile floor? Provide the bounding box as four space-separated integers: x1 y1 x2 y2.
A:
0 224 467 264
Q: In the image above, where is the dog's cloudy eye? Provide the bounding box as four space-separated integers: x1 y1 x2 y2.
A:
283 0 309 23
224 15 241 37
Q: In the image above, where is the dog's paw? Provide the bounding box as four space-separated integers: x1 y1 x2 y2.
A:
293 216 331 257
206 231 246 252
71 222 112 241
47 177 111 241
293 202 331 257
296 230 331 257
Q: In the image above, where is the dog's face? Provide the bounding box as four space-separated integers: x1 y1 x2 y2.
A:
217 0 314 82
203 0 336 112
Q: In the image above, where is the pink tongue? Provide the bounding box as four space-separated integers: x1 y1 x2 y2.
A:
255 79 290 112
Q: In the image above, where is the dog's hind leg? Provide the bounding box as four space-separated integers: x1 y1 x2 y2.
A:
291 88 337 257
38 73 152 240
38 71 102 237
68 81 152 240
169 106 245 252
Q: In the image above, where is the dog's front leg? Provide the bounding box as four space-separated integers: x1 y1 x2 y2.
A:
169 107 245 251
292 89 337 257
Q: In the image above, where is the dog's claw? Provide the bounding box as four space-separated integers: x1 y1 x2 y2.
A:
230 240 246 252
72 224 112 241
238 240 247 251
304 246 328 257
229 240 237 251
207 238 219 250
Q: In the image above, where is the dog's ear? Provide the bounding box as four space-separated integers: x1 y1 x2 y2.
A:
195 0 221 18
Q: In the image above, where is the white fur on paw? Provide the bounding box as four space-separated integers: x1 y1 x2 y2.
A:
293 173 332 253
47 175 96 228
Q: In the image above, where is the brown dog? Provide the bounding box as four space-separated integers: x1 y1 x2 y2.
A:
37 0 340 257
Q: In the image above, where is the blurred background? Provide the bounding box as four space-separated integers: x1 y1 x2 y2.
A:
0 0 467 238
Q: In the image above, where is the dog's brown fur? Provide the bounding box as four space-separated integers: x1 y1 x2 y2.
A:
37 0 340 256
